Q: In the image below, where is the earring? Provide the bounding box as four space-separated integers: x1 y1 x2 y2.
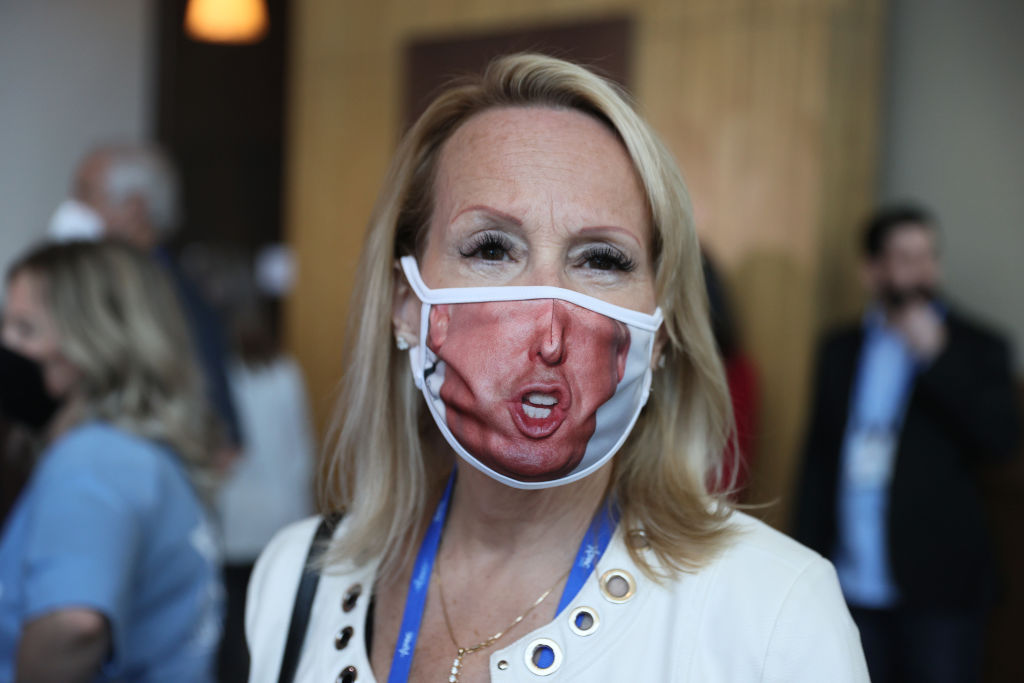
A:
395 336 410 351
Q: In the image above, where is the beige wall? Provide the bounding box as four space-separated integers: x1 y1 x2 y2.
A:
880 0 1024 373
283 0 885 525
0 0 155 294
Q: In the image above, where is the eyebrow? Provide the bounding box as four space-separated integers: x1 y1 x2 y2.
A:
451 204 522 227
575 224 645 250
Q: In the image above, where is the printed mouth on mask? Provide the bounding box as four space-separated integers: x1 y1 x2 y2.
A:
522 391 558 419
509 385 569 438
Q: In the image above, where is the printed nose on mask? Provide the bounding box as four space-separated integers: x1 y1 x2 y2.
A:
533 299 571 366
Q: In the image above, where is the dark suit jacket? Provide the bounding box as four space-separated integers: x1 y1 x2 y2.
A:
793 309 1019 610
154 248 242 446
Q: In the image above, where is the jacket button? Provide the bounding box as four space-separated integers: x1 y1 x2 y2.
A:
342 584 362 612
336 665 357 683
334 626 354 650
599 569 636 603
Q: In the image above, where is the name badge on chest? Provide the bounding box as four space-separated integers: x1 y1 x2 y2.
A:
845 430 898 488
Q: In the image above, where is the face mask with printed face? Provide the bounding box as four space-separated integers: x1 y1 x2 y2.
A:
400 256 663 490
48 199 104 242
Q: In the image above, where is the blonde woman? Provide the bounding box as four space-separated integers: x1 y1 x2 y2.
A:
0 241 222 681
246 54 868 681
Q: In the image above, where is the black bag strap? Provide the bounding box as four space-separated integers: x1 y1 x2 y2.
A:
277 513 342 683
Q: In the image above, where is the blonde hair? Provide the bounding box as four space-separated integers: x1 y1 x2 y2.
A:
323 53 734 579
8 240 214 482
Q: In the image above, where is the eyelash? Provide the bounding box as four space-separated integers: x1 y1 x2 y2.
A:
458 232 637 273
458 232 515 261
577 245 637 272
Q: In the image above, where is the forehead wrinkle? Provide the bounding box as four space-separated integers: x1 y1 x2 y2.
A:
432 106 650 249
450 109 622 184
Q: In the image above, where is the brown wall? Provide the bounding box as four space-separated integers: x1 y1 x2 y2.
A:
283 0 885 526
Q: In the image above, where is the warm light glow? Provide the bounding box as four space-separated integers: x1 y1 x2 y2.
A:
184 0 269 44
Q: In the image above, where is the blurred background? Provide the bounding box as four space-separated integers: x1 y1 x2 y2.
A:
1 0 1021 679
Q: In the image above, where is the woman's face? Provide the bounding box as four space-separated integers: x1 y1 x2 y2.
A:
418 106 656 309
405 106 657 480
2 271 80 399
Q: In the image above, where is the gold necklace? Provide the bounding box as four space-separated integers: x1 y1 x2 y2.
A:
436 552 569 682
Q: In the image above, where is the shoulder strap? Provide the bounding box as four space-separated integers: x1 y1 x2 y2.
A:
277 513 342 683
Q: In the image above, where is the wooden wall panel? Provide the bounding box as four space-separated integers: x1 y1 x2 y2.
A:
283 0 885 527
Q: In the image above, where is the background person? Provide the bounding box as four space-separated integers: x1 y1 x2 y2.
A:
0 345 57 526
210 259 316 683
0 240 223 681
702 250 759 497
793 204 1020 683
245 54 867 681
48 143 241 449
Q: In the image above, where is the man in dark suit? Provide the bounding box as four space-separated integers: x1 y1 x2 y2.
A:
794 204 1019 683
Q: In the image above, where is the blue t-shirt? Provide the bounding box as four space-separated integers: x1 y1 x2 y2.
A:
0 422 222 682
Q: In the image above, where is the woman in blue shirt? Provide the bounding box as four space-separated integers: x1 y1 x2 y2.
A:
0 241 222 682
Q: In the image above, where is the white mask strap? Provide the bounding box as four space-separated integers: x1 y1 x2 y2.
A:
399 256 663 332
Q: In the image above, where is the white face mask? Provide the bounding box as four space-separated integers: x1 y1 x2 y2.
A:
47 199 104 242
400 256 663 490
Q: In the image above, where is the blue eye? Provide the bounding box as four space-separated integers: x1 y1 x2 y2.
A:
459 232 514 261
579 245 636 272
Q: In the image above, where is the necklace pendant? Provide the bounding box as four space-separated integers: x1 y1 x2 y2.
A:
449 653 463 683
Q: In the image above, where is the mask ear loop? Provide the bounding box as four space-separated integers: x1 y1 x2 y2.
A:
399 255 664 332
407 301 433 390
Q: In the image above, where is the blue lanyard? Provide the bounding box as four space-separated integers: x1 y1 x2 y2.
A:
387 473 455 683
387 470 620 683
555 499 620 614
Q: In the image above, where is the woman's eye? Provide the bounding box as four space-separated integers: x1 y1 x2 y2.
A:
580 246 637 272
459 233 514 261
479 242 506 260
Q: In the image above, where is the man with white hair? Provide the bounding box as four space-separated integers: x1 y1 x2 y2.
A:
49 144 241 447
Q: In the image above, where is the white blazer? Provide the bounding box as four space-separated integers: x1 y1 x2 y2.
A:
246 511 868 682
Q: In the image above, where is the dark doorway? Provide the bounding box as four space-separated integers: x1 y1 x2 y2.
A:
404 16 634 130
154 0 291 252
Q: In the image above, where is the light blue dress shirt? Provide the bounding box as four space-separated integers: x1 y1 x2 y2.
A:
833 309 920 608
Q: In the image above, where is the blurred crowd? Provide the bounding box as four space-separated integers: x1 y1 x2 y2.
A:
0 144 314 681
0 140 1019 683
